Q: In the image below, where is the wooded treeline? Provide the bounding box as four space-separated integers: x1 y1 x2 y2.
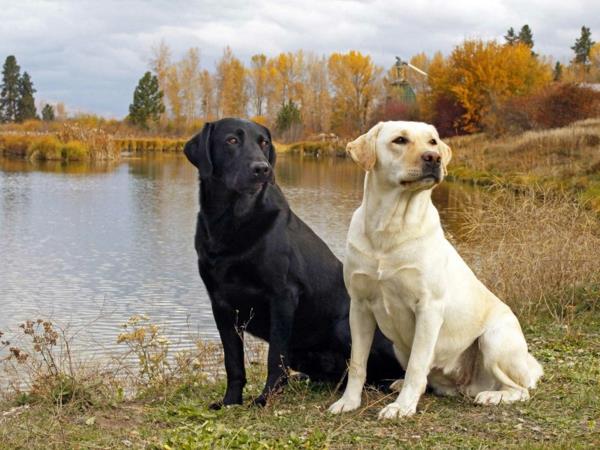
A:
135 25 599 139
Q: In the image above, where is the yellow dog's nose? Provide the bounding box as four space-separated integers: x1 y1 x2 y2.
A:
421 151 441 165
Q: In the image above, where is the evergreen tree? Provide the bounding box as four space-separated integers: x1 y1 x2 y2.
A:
518 25 534 48
275 100 302 133
0 55 21 122
504 27 518 45
128 71 165 129
41 103 55 121
16 71 37 121
571 26 595 66
553 61 563 81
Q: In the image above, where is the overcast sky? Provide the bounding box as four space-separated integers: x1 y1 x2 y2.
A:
1 0 597 117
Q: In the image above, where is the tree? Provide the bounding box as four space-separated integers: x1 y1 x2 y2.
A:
553 61 563 81
16 71 37 121
571 26 595 66
179 47 201 125
425 39 552 133
302 53 331 135
41 103 55 121
248 54 270 117
215 47 247 117
518 25 534 49
199 69 216 121
504 27 518 45
128 71 165 129
275 100 302 142
328 50 382 135
0 55 21 122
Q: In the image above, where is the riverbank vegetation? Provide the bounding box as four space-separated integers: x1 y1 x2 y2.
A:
0 123 118 161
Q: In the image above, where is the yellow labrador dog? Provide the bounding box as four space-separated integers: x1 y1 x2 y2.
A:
329 121 543 419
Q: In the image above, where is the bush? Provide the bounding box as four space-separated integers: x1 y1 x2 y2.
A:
26 136 63 160
61 140 88 161
484 83 600 136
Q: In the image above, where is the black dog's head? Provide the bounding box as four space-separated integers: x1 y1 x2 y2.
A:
184 118 276 193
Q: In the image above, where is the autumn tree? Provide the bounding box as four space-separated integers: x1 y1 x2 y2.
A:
302 53 331 135
128 71 165 129
0 55 21 122
216 47 247 117
149 40 172 123
41 103 55 121
199 69 216 121
248 54 271 118
425 39 551 133
267 51 306 122
590 43 600 81
179 47 201 125
16 71 37 121
328 50 382 135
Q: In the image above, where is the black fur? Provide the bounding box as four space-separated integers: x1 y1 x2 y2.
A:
184 118 403 408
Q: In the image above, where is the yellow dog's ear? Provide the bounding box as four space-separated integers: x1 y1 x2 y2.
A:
439 141 452 175
346 122 383 171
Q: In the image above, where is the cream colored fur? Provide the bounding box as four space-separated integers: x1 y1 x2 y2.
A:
329 121 543 419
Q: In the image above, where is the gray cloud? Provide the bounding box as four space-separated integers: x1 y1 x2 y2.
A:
0 0 597 117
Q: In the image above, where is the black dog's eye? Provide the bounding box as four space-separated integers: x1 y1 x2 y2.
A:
226 137 238 145
429 138 437 145
259 138 269 149
393 136 408 145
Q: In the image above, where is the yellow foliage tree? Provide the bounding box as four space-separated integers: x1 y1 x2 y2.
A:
267 51 305 121
328 50 382 135
427 40 551 133
248 54 271 117
216 47 248 117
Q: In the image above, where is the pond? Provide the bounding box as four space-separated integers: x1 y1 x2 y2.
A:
0 154 481 357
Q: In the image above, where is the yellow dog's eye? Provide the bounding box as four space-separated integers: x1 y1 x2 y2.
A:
429 139 437 145
393 136 408 145
226 137 238 145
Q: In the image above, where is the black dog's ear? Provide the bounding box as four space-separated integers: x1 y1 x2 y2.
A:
263 125 276 167
184 122 213 178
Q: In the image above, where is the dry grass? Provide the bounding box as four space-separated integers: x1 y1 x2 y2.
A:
449 118 600 176
113 137 186 153
447 118 600 213
455 184 600 322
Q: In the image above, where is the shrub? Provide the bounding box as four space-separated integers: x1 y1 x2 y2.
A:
484 83 600 136
61 140 88 161
26 136 62 160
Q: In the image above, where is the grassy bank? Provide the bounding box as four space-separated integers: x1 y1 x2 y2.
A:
1 315 598 449
446 118 600 213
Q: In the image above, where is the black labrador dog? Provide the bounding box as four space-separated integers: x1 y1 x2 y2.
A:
184 118 402 408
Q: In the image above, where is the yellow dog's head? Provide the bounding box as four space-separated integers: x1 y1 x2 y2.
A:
347 121 452 190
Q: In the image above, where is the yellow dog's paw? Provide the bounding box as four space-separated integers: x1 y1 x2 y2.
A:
328 397 361 414
378 402 416 420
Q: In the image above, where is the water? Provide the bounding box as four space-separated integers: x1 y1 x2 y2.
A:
0 154 476 357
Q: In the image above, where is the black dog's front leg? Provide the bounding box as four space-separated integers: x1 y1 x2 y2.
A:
210 301 246 409
253 290 298 406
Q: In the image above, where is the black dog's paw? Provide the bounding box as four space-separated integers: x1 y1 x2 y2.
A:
209 398 243 410
208 401 224 410
251 395 268 407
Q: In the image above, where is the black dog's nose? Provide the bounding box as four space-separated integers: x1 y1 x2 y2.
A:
250 161 271 178
421 151 441 166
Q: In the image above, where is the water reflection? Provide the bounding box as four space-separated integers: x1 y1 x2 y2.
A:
0 154 481 357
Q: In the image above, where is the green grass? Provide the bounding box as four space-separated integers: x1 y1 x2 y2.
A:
2 314 598 449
